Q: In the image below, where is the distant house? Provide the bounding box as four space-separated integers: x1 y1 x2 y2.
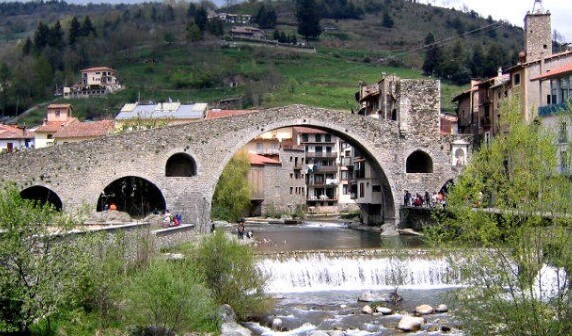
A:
53 120 115 144
34 104 77 148
0 124 34 153
115 101 208 129
230 26 267 41
63 66 123 99
211 12 251 24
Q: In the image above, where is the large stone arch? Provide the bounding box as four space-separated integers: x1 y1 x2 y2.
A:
20 185 63 211
206 119 398 225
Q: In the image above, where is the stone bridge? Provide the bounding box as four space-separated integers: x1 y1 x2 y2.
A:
0 102 463 233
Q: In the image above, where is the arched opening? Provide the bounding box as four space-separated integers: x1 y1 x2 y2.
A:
20 186 63 211
406 150 433 173
97 176 166 218
165 153 197 177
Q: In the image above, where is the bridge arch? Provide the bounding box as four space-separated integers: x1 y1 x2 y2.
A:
406 150 433 173
20 185 63 211
97 175 167 218
210 118 398 221
165 152 197 177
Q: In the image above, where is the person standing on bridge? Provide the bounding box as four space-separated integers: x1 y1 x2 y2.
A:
404 190 412 206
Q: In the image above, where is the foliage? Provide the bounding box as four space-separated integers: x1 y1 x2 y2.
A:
0 184 77 334
425 96 572 335
123 259 218 333
295 0 322 40
254 3 277 29
192 229 273 319
212 150 251 222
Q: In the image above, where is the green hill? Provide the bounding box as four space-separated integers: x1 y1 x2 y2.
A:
0 0 528 124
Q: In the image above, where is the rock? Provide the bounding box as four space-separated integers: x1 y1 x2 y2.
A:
358 290 395 302
271 318 283 331
339 304 347 309
375 306 393 315
415 304 434 315
163 252 185 260
441 325 452 332
397 228 424 236
220 322 252 336
435 304 448 313
397 315 425 332
309 331 329 336
361 305 373 314
217 304 237 324
88 210 133 224
329 330 344 336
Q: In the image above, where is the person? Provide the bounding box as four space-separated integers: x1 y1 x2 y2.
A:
211 222 216 233
424 191 431 207
109 203 117 211
404 190 412 206
162 209 172 227
237 218 245 239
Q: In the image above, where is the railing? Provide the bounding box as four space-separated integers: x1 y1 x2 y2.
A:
538 102 570 117
308 180 339 187
306 152 337 158
314 165 338 173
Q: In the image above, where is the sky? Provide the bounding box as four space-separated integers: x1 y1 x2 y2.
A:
419 0 572 43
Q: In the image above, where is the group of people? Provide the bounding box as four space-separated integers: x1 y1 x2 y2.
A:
404 190 446 208
162 209 182 227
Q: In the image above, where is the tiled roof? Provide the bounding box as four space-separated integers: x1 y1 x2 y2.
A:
35 118 78 133
293 126 326 134
0 124 34 139
206 109 258 119
248 153 281 166
81 66 115 73
47 103 72 109
54 120 115 139
531 62 572 81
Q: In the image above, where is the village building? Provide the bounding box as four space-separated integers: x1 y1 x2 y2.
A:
53 120 115 144
115 101 208 129
0 124 34 153
34 104 77 148
230 26 267 41
63 66 123 99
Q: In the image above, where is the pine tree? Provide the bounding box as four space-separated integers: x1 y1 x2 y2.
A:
194 7 208 34
422 33 442 76
80 15 96 37
296 0 322 40
47 20 64 48
33 21 49 51
68 16 80 46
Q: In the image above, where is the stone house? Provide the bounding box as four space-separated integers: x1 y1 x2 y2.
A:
63 66 123 99
230 26 267 40
34 104 77 148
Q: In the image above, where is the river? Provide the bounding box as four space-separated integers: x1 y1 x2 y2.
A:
239 221 464 336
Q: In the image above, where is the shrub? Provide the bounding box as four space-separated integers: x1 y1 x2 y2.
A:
192 230 273 319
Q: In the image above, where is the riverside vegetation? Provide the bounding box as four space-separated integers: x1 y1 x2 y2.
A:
0 184 272 335
426 97 572 335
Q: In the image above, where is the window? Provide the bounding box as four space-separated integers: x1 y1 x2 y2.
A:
514 73 521 86
372 185 381 192
315 134 322 142
359 183 365 197
343 184 349 195
325 134 331 142
302 134 309 142
290 187 293 194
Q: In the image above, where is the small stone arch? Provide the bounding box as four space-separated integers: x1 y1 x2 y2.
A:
406 150 433 173
97 176 166 218
165 153 197 177
20 185 63 211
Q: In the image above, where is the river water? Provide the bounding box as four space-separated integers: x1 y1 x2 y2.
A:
241 221 464 336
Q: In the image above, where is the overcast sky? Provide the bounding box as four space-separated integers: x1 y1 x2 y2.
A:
419 0 571 43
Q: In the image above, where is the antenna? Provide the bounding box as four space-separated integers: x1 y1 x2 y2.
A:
532 0 544 13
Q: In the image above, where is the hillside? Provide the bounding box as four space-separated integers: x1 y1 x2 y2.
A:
0 0 528 123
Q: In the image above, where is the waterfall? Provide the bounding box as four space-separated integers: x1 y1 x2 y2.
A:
257 252 463 293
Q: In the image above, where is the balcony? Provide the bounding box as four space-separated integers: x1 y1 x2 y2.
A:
308 179 339 187
306 151 338 158
314 165 338 173
307 195 338 202
538 102 570 117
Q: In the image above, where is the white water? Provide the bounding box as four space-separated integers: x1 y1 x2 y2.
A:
257 253 463 293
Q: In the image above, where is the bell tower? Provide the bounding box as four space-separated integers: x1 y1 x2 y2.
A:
524 0 552 62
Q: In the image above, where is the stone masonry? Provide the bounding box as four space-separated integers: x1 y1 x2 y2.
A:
0 101 464 233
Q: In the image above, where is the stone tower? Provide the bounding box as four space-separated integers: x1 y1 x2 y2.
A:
524 0 552 62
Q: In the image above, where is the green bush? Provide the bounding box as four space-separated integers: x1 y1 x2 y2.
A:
122 259 218 334
192 230 273 319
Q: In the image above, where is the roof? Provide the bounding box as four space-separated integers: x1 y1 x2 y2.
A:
231 26 265 34
294 126 326 134
0 124 34 139
47 104 72 110
451 87 477 102
116 102 207 121
35 118 78 133
81 66 115 73
54 120 115 139
248 153 281 166
531 62 572 81
206 109 258 119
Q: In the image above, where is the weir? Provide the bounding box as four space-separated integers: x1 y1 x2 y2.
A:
256 250 464 293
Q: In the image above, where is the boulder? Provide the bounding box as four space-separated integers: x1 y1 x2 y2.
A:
397 228 423 236
271 318 283 331
217 304 237 324
397 315 425 332
435 304 448 313
309 331 329 336
220 322 252 336
415 304 434 315
88 210 133 224
358 290 396 302
375 306 393 315
329 330 344 336
361 305 373 314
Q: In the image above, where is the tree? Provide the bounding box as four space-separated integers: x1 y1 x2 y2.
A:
22 37 32 55
80 15 96 37
212 150 251 221
382 11 394 28
255 3 277 29
47 20 64 48
296 0 322 40
422 33 442 76
68 16 81 46
194 7 208 34
33 21 49 51
0 184 78 334
426 97 572 335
